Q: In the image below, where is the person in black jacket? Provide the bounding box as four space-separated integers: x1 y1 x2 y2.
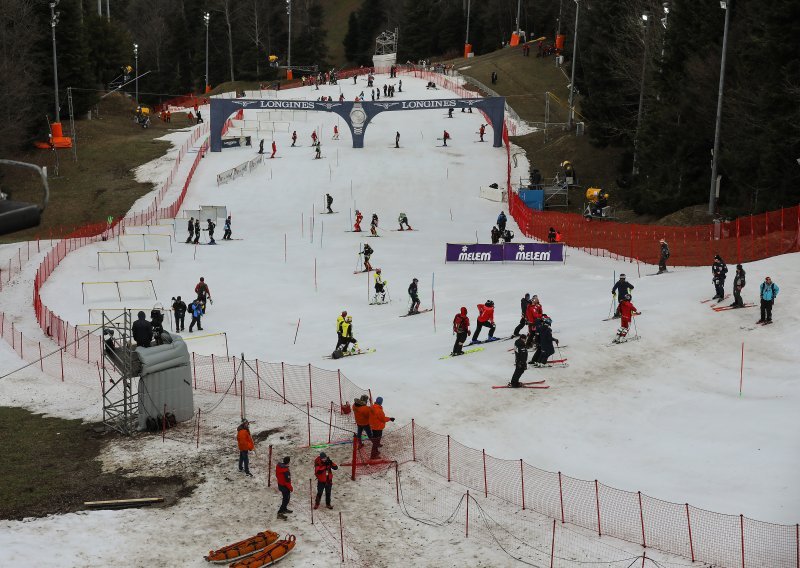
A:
193 219 201 244
513 293 531 336
530 316 558 366
508 334 528 388
731 265 746 308
185 217 195 243
712 255 728 300
611 274 634 318
658 239 670 274
408 278 420 314
132 311 153 347
326 194 334 214
172 296 187 332
206 219 216 244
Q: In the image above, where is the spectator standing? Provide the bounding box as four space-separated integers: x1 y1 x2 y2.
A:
276 457 293 519
369 396 395 459
313 452 338 509
353 395 372 447
236 419 254 477
757 276 779 324
132 311 153 347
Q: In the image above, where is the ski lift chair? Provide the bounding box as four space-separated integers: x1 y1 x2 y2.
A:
0 160 49 235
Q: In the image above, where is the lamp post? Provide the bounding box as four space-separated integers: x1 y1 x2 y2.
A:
133 43 139 105
515 0 522 35
632 14 650 175
204 12 210 92
49 1 60 123
286 0 292 69
709 0 731 216
567 0 581 128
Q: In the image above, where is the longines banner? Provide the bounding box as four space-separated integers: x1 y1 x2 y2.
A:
445 243 564 263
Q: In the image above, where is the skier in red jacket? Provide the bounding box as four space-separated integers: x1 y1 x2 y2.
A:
614 295 641 343
354 210 363 232
525 295 543 347
313 452 339 509
451 307 470 356
275 456 293 519
471 300 496 343
270 140 277 158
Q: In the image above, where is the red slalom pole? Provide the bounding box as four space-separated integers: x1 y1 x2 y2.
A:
294 318 301 344
739 342 744 396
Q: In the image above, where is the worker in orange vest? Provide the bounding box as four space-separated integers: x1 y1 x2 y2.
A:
352 395 371 447
313 452 339 509
236 419 254 477
369 396 395 459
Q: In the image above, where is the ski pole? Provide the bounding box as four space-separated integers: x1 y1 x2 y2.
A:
608 296 616 319
632 315 639 339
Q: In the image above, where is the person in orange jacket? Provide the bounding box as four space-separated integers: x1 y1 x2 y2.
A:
313 452 339 509
369 396 395 459
352 394 372 447
275 456 293 519
471 300 496 343
236 419 254 477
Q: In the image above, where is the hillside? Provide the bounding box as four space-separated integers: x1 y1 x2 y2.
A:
323 0 363 67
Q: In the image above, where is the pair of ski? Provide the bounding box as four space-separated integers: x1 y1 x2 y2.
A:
712 303 756 312
468 336 511 346
492 380 549 390
740 320 773 331
701 294 731 305
322 348 376 360
645 270 670 276
608 335 641 346
399 308 432 318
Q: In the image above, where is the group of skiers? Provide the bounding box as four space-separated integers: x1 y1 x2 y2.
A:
708 255 779 323
352 394 395 460
491 211 514 243
352 211 413 234
185 216 232 245
169 277 213 334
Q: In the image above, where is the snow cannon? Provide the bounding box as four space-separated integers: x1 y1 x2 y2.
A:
586 187 602 203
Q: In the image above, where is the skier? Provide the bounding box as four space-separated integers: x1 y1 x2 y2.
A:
658 239 670 274
186 217 195 243
508 334 528 388
270 140 277 158
311 131 318 145
611 274 634 304
315 141 322 159
490 226 501 244
333 125 339 140
408 278 420 314
471 300 496 343
195 277 212 309
132 311 153 348
525 295 544 348
442 130 450 147
712 255 728 300
237 419 254 477
370 213 379 236
313 452 338 509
275 456 293 520
451 307 470 356
291 131 297 147
497 211 507 233
547 227 556 243
336 315 358 353
395 131 400 148
369 396 394 460
193 219 201 244
479 124 486 142
513 293 531 337
187 299 203 332
326 193 334 214
501 228 515 243
335 311 347 351
206 218 216 244
398 212 412 231
757 276 779 324
531 316 559 364
373 268 388 303
258 139 264 154
171 296 187 332
613 295 641 343
361 243 373 272
731 265 746 308
222 216 232 240
448 108 454 118
354 210 364 232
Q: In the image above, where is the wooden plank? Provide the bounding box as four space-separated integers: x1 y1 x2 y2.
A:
84 497 164 508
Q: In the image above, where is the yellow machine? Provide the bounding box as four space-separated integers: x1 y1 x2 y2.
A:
586 187 603 203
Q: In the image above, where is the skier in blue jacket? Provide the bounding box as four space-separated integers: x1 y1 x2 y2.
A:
757 276 779 324
188 299 204 332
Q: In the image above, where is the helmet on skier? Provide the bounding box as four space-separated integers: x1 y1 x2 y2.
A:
485 300 494 307
345 316 352 322
413 278 418 283
376 268 381 273
542 315 552 326
623 294 631 301
341 311 347 317
619 274 626 279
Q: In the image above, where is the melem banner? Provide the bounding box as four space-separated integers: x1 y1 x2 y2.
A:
445 243 564 263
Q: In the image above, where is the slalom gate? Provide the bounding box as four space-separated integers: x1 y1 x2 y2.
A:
1 80 798 568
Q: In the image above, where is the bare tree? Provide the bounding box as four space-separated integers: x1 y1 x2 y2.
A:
213 0 237 82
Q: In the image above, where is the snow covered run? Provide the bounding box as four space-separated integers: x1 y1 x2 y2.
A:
1 72 798 566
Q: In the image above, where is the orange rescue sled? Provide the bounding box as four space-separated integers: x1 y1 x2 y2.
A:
204 530 280 564
229 535 296 568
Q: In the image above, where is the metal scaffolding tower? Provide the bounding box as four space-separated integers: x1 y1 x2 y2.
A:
101 310 137 435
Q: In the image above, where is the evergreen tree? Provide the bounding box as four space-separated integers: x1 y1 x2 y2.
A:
343 12 360 64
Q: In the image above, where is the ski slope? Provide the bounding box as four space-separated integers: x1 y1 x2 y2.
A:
37 74 800 525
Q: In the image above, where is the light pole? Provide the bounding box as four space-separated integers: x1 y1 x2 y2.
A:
204 12 210 92
465 0 471 53
49 1 60 123
286 0 292 70
709 0 731 216
567 0 581 128
515 0 522 35
632 14 650 175
134 43 139 106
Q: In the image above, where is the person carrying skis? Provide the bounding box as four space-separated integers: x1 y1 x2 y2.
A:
193 218 201 244
291 130 297 147
354 210 363 232
658 239 670 274
206 218 216 244
408 278 420 314
370 213 379 236
352 395 372 447
731 264 746 308
479 124 486 142
275 457 293 519
369 396 394 460
613 295 641 343
236 419 254 477
513 293 531 337
451 307 470 356
712 255 728 300
611 274 634 318
471 300 496 343
313 452 338 509
531 315 559 364
171 296 187 332
222 216 232 240
497 211 507 233
361 243 373 272
373 268 387 303
188 298 203 332
186 217 195 243
508 334 528 388
326 193 334 214
442 130 450 147
398 212 412 231
757 276 779 324
490 226 501 244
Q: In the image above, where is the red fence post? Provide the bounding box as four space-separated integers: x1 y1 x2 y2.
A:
337 369 343 409
60 348 64 381
309 478 314 525
795 523 798 568
482 449 488 497
520 459 526 510
558 471 565 523
339 512 344 563
327 401 333 443
308 363 313 408
447 435 451 482
267 444 273 487
211 354 217 393
638 491 646 548
395 462 400 504
465 490 469 538
685 504 695 562
351 434 358 481
550 519 556 568
411 419 416 462
594 480 602 536
306 402 311 447
740 514 745 568
192 352 197 388
38 343 43 371
196 409 201 448
281 362 286 404
255 360 261 399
